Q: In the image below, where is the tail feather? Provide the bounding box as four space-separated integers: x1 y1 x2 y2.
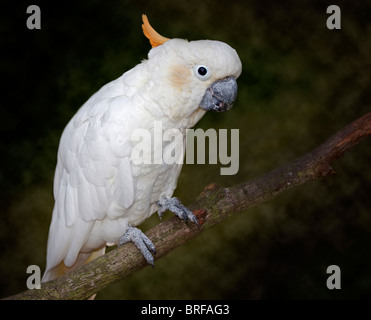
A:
42 246 106 283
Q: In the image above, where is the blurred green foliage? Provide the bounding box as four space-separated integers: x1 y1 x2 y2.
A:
0 0 370 299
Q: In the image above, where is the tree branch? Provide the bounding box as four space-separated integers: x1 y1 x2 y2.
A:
5 111 371 300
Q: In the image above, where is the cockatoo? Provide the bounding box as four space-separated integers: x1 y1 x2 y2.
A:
42 15 242 282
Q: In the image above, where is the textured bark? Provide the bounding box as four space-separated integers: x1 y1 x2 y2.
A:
4 111 371 300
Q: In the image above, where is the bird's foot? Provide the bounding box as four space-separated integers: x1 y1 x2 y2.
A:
156 196 199 226
118 225 156 266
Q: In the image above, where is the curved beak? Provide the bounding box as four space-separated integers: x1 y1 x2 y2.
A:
199 76 238 112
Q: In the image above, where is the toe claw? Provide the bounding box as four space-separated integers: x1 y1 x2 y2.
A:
157 196 199 226
188 213 199 226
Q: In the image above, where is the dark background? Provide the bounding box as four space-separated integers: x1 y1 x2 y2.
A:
1 0 370 299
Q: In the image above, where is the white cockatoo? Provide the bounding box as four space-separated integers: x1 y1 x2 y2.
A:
42 15 242 282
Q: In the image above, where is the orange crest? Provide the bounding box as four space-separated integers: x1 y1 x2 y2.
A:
142 14 170 48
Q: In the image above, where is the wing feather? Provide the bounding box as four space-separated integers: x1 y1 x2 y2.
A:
111 157 134 209
44 70 146 279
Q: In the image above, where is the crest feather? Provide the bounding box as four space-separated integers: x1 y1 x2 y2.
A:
142 14 170 48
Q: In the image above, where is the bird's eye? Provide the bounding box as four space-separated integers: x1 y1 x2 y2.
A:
198 66 207 76
193 65 211 80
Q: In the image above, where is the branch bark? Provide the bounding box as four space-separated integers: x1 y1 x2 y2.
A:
5 111 371 300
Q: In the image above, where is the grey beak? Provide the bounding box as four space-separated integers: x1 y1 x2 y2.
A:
200 76 238 112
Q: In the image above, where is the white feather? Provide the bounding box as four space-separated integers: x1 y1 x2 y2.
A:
111 157 134 209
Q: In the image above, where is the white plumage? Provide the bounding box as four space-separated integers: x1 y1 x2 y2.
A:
42 16 242 282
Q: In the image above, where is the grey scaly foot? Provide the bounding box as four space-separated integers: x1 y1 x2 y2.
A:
118 225 156 266
156 196 199 226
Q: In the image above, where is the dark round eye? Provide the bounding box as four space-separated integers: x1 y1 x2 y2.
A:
193 65 211 80
198 66 207 76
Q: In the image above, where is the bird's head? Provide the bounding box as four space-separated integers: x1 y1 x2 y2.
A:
141 15 242 124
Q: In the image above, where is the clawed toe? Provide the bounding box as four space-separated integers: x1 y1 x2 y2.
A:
119 225 156 266
157 196 199 226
